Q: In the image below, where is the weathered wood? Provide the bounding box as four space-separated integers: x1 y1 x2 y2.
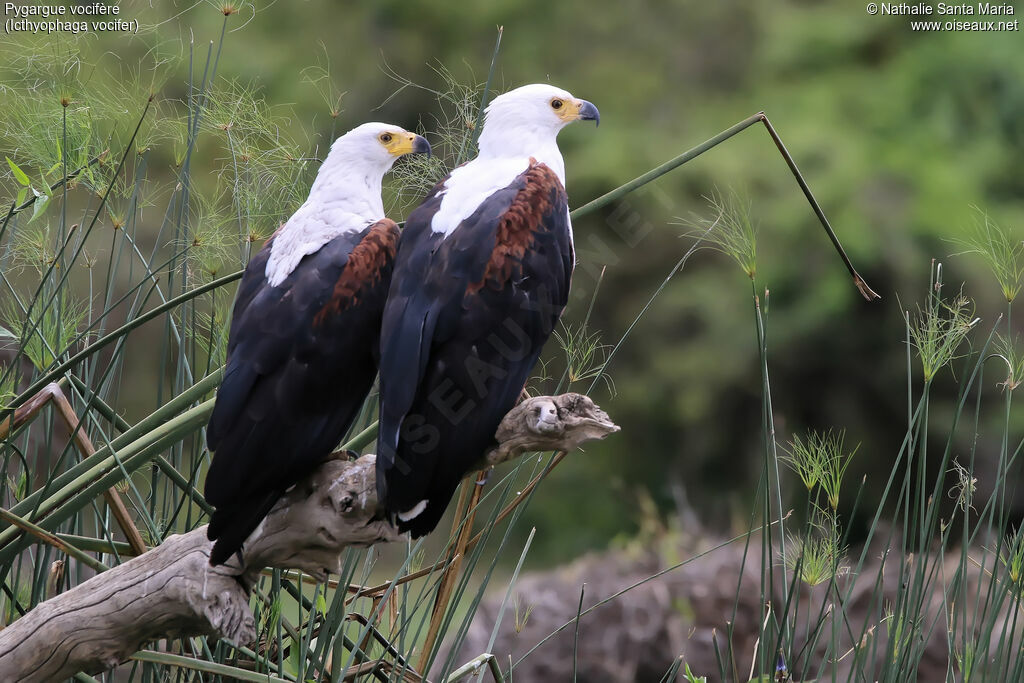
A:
0 393 617 682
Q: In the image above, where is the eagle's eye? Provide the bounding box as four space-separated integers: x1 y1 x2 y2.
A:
379 133 393 144
550 99 564 110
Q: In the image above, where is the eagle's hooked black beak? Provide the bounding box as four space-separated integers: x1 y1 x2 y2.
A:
577 100 600 127
413 135 432 158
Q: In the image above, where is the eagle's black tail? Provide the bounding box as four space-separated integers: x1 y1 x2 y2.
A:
207 492 281 566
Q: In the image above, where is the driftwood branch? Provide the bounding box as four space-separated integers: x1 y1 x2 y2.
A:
0 393 617 682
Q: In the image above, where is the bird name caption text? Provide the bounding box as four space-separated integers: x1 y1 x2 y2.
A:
4 2 138 35
865 2 1019 30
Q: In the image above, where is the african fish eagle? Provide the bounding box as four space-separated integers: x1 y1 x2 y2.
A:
204 122 431 565
376 84 599 536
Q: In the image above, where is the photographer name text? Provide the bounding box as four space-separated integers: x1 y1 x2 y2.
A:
879 2 1013 15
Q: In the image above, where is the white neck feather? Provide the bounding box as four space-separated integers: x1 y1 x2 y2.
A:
476 118 566 184
430 119 566 237
264 154 388 287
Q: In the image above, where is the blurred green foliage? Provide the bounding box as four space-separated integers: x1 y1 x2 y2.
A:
2 0 1022 565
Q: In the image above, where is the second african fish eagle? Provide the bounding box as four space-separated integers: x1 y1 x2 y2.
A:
204 122 430 565
376 84 599 536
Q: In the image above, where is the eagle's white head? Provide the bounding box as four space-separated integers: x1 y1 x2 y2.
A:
473 84 598 185
265 122 430 287
322 122 432 175
427 84 598 236
476 84 599 162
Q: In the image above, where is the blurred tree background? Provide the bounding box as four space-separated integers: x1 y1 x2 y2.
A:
2 0 1022 567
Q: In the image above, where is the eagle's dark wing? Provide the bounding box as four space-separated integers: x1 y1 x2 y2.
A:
204 219 398 564
377 162 572 536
